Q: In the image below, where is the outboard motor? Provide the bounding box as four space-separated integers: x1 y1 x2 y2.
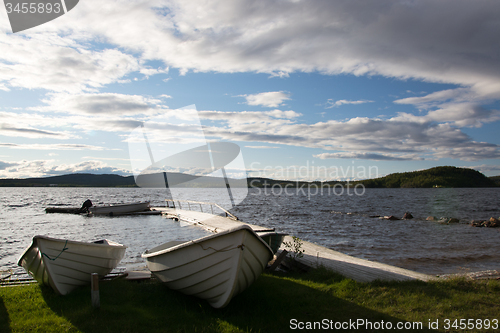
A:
79 199 93 213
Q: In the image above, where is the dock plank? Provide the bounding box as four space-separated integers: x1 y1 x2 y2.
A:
152 207 434 282
153 207 266 232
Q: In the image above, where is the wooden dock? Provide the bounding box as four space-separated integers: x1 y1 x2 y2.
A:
152 206 434 283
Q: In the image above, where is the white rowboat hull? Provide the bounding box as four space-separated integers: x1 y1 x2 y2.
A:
142 225 273 308
18 236 127 295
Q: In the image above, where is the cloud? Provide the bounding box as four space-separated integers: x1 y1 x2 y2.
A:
35 92 166 115
325 99 374 109
392 103 500 128
0 160 51 178
240 91 291 108
0 143 110 150
139 67 169 78
4 102 498 163
0 161 19 170
45 160 132 176
198 109 301 135
0 159 131 178
393 87 500 128
58 0 500 91
469 164 500 176
314 152 424 161
0 33 141 93
0 124 77 139
200 111 500 161
3 0 500 102
394 89 471 109
0 110 144 138
1 0 500 167
199 109 301 121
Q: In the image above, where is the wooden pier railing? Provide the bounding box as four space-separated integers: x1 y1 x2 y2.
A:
165 199 239 221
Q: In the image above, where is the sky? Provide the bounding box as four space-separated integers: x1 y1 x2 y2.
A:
1 0 500 181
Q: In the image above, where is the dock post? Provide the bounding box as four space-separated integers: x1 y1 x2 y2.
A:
91 273 100 308
268 250 288 272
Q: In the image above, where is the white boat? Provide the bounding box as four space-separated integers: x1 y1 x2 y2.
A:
18 236 127 295
89 201 150 215
142 225 274 308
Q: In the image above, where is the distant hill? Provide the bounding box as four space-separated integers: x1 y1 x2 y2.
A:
489 175 500 187
0 172 248 188
0 166 497 188
0 173 137 187
354 166 496 188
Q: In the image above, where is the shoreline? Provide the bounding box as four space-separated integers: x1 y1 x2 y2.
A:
154 206 431 282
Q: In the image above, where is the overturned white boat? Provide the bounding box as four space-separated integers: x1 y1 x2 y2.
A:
142 225 274 308
18 236 127 295
89 201 150 215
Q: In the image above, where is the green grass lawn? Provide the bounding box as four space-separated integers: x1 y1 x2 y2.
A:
1 267 499 332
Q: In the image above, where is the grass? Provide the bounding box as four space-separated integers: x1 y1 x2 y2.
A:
1 267 499 332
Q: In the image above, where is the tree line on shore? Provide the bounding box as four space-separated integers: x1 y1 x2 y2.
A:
0 166 497 188
352 166 497 188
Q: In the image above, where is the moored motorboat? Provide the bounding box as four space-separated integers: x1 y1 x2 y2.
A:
142 225 273 308
18 236 127 295
89 201 150 215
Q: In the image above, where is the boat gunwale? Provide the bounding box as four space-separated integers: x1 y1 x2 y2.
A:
17 235 127 267
141 225 273 259
254 231 288 237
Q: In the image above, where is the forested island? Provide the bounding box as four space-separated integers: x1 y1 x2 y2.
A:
0 166 497 188
351 166 497 188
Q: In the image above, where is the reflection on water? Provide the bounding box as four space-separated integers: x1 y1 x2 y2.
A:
1 187 499 275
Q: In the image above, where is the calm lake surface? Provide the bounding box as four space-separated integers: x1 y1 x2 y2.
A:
1 187 499 276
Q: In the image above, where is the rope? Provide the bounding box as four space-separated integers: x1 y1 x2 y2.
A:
41 240 69 261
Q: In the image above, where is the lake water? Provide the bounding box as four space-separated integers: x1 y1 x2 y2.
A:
1 187 499 276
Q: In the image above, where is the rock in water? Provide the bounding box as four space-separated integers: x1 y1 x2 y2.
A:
402 212 413 219
470 220 484 227
487 217 500 227
471 218 500 228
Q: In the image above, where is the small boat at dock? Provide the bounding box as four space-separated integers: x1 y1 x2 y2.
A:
18 236 127 295
89 201 150 216
142 225 274 308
